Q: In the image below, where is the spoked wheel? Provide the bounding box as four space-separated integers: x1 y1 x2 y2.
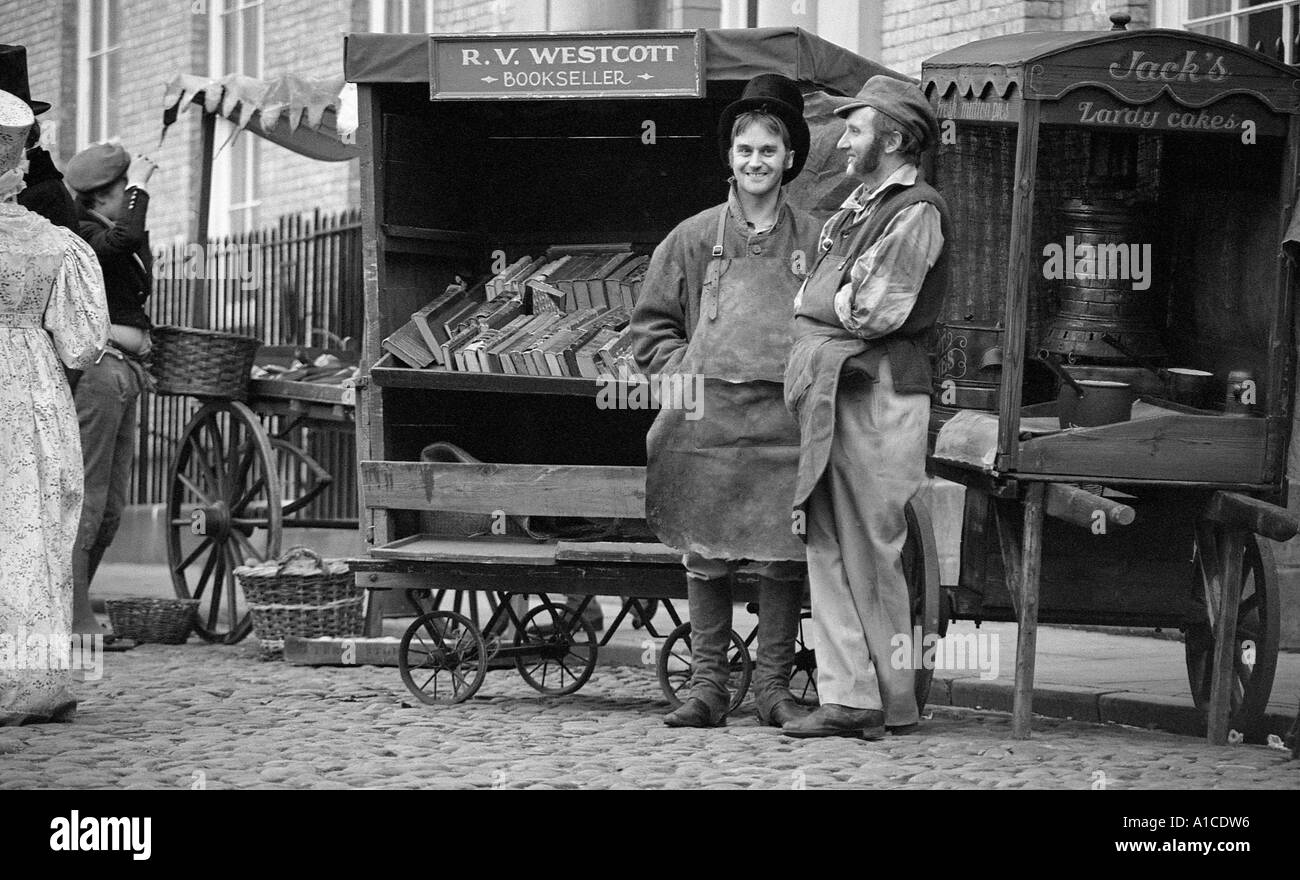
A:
1185 525 1280 741
399 610 488 705
166 400 282 643
789 610 819 707
657 622 753 712
904 497 945 714
513 602 598 695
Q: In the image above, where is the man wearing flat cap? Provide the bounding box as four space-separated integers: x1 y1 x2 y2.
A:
781 75 950 739
65 140 157 638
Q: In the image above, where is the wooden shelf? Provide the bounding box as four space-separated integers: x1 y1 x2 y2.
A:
370 359 604 397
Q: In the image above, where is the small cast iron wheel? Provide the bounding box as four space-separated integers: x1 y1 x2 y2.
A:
398 610 488 705
903 497 944 714
657 621 753 713
1184 526 1280 741
789 610 819 707
513 602 598 696
166 400 282 644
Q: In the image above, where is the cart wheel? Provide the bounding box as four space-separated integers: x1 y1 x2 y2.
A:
166 400 282 644
513 603 598 695
399 610 487 705
1185 527 1280 740
790 611 819 707
904 497 944 714
657 622 753 713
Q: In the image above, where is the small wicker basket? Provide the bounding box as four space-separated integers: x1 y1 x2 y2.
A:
104 597 198 644
149 325 261 401
235 547 361 661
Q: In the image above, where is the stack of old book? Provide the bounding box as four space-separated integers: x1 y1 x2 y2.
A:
381 246 650 378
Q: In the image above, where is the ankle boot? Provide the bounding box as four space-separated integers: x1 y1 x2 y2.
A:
684 574 733 716
754 575 805 725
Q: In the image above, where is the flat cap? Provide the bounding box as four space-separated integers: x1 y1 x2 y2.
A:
831 75 939 153
66 141 129 192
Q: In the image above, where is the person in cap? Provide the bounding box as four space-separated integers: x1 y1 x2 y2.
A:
0 44 76 231
0 88 110 723
630 73 819 728
65 140 157 638
780 75 950 739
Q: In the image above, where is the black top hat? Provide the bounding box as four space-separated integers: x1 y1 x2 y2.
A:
0 45 50 115
717 73 810 183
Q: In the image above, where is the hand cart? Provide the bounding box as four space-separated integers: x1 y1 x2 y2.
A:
162 343 358 643
921 15 1300 744
343 27 947 707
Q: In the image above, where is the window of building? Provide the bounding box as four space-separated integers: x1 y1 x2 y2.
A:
369 0 435 33
1173 0 1299 63
209 0 264 235
76 0 121 146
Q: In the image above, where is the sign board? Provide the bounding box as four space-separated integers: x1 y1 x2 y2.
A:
1039 86 1285 137
429 30 705 100
1025 34 1300 114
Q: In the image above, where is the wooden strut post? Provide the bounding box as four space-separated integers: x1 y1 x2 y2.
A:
1206 526 1246 745
1012 482 1046 739
190 112 216 330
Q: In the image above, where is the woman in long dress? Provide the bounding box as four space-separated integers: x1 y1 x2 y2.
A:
0 89 110 725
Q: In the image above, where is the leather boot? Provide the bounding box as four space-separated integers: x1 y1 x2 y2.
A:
681 574 733 718
753 575 807 727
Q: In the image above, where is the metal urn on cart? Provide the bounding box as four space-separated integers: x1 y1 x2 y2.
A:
922 14 1300 744
344 27 945 707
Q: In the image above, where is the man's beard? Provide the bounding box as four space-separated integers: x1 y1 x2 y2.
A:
848 138 886 177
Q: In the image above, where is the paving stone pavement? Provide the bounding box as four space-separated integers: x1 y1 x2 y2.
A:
1 642 1298 790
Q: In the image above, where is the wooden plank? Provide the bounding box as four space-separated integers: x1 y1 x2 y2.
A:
283 636 404 667
250 378 353 406
555 540 680 565
994 99 1041 472
190 112 216 330
1012 482 1045 740
371 534 559 565
356 83 388 559
352 564 689 599
369 364 602 397
1207 527 1245 745
360 461 647 519
1044 483 1135 529
1016 415 1267 483
1202 491 1300 542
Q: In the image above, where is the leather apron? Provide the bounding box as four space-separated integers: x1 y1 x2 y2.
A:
645 205 805 561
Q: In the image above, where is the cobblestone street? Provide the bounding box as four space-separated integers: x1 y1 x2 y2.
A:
2 643 1298 790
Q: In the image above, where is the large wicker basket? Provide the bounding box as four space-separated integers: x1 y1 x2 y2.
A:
104 597 198 644
149 325 261 400
235 547 362 661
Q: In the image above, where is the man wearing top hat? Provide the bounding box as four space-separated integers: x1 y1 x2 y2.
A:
63 141 157 637
780 76 950 739
0 44 76 230
631 74 819 729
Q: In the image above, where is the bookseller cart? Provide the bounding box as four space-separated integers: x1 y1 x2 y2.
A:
922 16 1300 743
341 28 949 707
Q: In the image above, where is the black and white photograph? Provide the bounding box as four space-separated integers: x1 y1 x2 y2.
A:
2 0 1299 831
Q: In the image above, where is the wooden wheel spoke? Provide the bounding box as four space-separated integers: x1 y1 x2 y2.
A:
223 543 241 631
206 550 226 630
229 528 263 565
191 546 219 602
175 536 213 573
202 418 229 499
185 433 223 499
177 472 215 508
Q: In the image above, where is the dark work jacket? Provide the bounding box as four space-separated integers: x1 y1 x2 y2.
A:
18 148 78 232
784 176 951 511
76 187 153 330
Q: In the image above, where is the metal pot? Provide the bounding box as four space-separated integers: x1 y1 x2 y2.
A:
1163 367 1215 409
1057 379 1137 428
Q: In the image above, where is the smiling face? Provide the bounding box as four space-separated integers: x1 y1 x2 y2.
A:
729 114 793 199
837 106 897 179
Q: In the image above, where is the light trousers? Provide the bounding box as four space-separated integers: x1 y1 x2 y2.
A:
805 354 928 727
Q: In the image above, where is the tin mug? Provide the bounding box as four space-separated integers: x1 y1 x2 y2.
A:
1224 369 1255 416
1163 368 1214 408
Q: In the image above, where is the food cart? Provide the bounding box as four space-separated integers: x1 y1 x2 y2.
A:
922 13 1300 743
342 27 945 706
